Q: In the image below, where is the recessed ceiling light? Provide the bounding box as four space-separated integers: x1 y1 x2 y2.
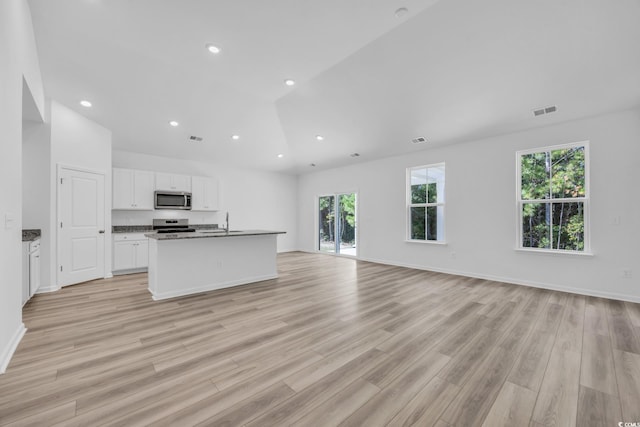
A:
395 7 409 18
231 134 240 140
206 44 221 54
169 121 179 127
284 79 296 86
80 100 92 108
315 135 324 141
277 154 284 158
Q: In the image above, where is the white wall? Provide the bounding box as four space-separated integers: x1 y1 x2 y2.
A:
0 0 45 373
47 101 113 289
298 108 640 302
112 151 298 252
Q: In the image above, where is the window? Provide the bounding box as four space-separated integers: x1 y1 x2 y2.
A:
517 142 589 252
407 163 445 242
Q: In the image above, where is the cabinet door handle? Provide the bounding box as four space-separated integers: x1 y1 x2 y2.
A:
99 230 105 234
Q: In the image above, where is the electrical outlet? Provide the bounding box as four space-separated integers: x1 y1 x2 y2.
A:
450 252 457 259
622 269 632 279
612 216 621 226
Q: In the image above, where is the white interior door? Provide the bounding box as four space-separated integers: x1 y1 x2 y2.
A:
59 167 105 286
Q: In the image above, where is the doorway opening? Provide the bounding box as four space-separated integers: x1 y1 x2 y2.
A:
318 193 357 256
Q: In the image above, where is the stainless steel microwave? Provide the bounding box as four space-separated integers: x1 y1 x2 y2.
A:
154 191 192 210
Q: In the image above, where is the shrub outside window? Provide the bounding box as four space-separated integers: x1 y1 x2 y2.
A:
407 163 445 242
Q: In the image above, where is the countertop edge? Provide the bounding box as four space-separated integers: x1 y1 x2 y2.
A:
146 230 286 240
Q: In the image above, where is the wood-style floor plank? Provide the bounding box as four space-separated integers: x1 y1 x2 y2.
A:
339 350 450 426
0 252 637 426
293 378 380 427
531 347 581 427
613 349 640 421
440 346 519 426
482 381 537 427
387 376 460 427
576 386 622 427
580 332 618 396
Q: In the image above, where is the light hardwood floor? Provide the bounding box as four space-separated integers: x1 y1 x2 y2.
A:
1 252 639 426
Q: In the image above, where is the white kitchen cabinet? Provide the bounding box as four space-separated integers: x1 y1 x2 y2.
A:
191 176 219 211
155 172 191 192
22 242 29 305
113 233 149 273
113 168 155 210
22 239 40 305
29 241 41 296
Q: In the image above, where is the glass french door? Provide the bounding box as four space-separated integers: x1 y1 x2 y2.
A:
318 193 357 256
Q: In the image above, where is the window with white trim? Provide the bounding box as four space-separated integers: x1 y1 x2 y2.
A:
407 163 445 242
517 142 589 252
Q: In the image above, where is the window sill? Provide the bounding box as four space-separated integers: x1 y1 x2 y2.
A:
405 240 447 245
514 248 594 257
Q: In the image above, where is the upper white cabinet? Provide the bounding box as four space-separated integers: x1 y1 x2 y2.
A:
155 172 191 192
191 176 219 211
113 168 155 210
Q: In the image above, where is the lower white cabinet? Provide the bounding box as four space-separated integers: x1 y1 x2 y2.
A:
22 239 41 306
113 233 149 273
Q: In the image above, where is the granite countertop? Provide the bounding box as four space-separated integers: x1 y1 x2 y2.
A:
22 229 41 242
146 230 286 240
112 225 153 233
113 224 220 234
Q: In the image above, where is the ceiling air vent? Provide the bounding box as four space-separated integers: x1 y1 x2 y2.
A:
188 135 203 142
411 137 427 144
533 105 557 117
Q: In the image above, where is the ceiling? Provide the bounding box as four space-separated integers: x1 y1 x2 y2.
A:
28 0 640 174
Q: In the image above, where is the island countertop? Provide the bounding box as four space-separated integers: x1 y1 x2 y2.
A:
145 229 286 240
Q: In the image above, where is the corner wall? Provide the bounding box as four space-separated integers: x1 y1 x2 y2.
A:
0 0 45 372
297 108 640 302
46 101 113 290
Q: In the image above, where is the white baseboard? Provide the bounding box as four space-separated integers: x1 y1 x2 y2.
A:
112 268 147 276
149 274 279 301
358 256 640 304
36 285 61 294
0 323 26 374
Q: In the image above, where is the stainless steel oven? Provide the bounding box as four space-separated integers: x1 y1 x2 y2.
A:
154 191 192 210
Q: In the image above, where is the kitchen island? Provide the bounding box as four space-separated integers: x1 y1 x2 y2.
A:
145 230 286 300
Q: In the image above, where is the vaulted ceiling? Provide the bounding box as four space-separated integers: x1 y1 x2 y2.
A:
28 0 640 173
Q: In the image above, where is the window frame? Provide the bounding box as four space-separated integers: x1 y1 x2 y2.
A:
406 162 446 244
515 141 591 254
